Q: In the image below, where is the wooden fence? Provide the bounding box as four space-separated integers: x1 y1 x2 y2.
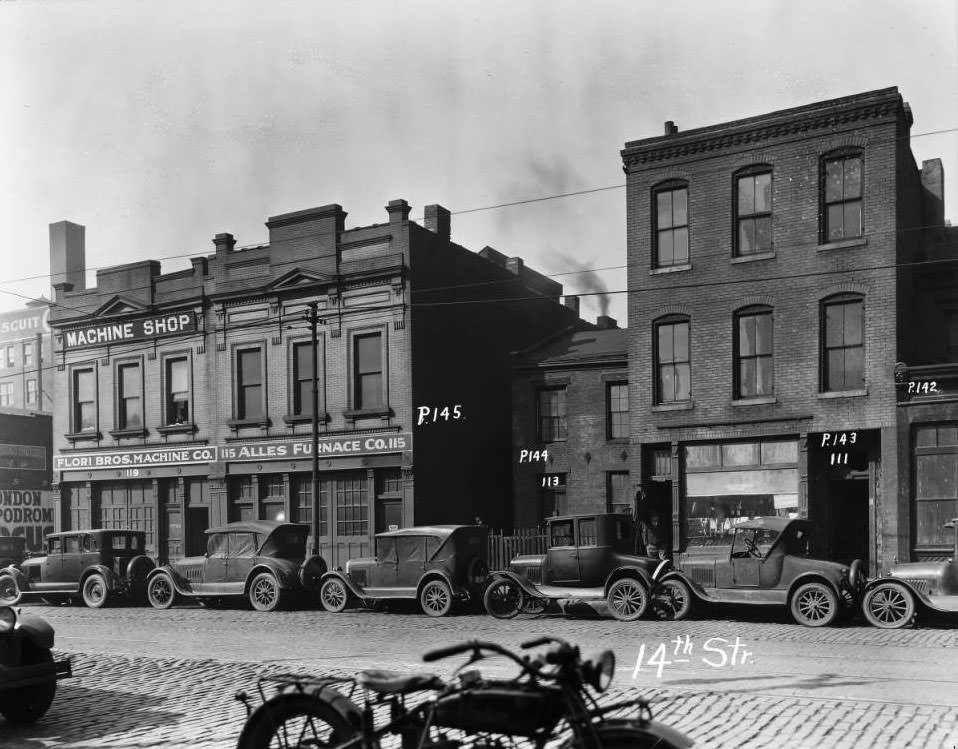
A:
487 527 547 570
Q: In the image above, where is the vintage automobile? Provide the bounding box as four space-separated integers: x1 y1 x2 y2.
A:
660 516 865 627
146 520 327 612
318 525 490 617
0 536 27 568
0 605 72 722
483 513 664 621
860 518 958 628
0 529 155 609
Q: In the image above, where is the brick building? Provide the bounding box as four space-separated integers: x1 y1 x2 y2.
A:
511 313 628 527
48 200 582 563
621 87 949 573
0 302 52 413
0 411 54 551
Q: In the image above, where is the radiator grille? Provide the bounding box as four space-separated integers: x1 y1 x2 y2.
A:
688 566 715 587
901 578 928 593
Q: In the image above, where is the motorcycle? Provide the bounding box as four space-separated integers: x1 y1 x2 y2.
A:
235 636 693 749
0 605 72 722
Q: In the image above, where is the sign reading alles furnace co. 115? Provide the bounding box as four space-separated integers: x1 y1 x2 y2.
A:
61 312 197 350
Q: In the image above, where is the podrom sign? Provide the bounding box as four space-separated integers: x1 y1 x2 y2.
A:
0 489 54 551
61 311 198 351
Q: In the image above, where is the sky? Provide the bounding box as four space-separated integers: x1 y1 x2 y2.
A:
1 0 956 323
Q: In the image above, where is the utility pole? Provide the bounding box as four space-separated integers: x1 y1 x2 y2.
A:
304 302 321 556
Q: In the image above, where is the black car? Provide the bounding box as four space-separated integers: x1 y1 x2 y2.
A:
0 605 72 722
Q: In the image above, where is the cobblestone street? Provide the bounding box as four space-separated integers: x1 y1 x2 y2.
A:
2 603 958 748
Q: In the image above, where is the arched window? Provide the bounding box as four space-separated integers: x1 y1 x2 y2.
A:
734 166 772 256
733 306 773 398
822 150 863 242
654 315 691 403
652 180 689 268
821 294 864 391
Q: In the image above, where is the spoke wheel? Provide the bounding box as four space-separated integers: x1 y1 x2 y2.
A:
654 578 693 621
249 573 283 612
483 578 524 619
0 574 22 606
82 573 109 609
147 574 176 609
419 579 453 617
607 577 649 621
863 582 915 629
790 581 839 627
319 579 349 613
236 692 359 749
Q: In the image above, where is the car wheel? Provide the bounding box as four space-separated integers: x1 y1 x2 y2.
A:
0 574 22 606
249 572 284 612
862 582 916 629
82 573 109 609
483 579 524 619
419 579 453 617
607 577 650 621
320 578 349 613
0 643 56 723
790 581 839 627
147 573 176 610
654 578 693 621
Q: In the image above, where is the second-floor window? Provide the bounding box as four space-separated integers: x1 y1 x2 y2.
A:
655 318 691 403
538 387 567 442
73 368 96 431
5 346 14 367
654 184 689 268
607 382 629 439
823 153 863 241
117 362 142 429
25 378 38 406
0 382 11 407
292 341 314 416
166 357 190 424
22 342 34 368
353 333 384 410
822 295 864 392
736 170 772 255
236 347 264 419
735 308 774 398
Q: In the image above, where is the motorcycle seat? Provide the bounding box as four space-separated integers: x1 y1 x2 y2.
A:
357 669 442 695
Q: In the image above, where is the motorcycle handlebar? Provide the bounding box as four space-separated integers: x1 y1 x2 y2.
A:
422 642 478 662
520 637 553 649
422 640 541 678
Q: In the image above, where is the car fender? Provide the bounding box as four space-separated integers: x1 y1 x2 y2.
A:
651 558 673 583
863 576 932 607
0 565 29 592
416 570 457 599
603 565 653 594
487 570 548 600
82 564 119 590
13 611 55 650
787 572 841 603
147 565 194 596
658 570 706 601
244 563 295 594
319 570 367 599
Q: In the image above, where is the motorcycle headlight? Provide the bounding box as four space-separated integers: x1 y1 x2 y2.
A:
588 650 616 692
0 606 16 633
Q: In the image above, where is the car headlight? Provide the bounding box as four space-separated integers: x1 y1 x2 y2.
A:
587 650 616 692
0 606 16 633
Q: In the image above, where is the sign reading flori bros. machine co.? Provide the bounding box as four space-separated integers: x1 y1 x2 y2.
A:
61 311 197 350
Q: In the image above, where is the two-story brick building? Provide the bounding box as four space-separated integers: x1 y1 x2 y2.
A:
621 87 947 572
48 200 583 563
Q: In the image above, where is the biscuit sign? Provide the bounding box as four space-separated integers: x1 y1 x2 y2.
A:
0 308 49 342
62 311 197 350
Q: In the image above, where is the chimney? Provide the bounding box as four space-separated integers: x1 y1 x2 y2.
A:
921 159 945 228
386 199 411 225
49 221 86 295
564 295 580 315
664 121 678 136
212 232 236 261
505 257 524 276
596 315 618 330
423 204 451 241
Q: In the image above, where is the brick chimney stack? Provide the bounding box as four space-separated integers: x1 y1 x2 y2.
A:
424 204 451 241
564 295 580 315
664 121 678 136
596 315 618 329
49 221 86 296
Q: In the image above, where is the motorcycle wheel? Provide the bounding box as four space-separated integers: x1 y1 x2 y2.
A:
0 643 57 723
561 720 694 749
236 692 361 749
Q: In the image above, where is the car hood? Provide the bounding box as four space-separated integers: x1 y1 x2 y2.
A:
19 556 44 570
508 554 545 569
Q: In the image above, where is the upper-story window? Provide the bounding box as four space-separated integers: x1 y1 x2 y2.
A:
4 346 14 367
653 183 689 268
538 387 567 442
22 342 34 368
165 357 190 424
117 362 143 430
607 382 629 439
0 383 11 407
235 347 265 419
654 316 691 404
292 341 315 416
734 307 774 398
823 152 863 241
73 368 96 431
735 169 772 255
25 379 38 406
353 333 384 410
821 294 864 392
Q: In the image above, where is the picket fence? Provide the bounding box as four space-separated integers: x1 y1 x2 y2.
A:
487 527 547 569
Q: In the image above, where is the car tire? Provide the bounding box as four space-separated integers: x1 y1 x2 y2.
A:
655 578 693 621
147 573 177 610
483 578 524 619
249 572 284 612
419 579 453 617
81 573 109 609
862 582 916 629
0 574 22 606
790 581 839 627
320 578 350 613
607 577 650 621
0 643 57 723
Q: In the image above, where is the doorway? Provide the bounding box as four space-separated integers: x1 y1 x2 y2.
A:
827 478 869 566
185 506 209 556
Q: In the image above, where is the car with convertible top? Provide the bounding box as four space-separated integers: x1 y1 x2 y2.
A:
146 520 327 612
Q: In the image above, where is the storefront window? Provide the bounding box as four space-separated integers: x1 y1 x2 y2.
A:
914 425 958 549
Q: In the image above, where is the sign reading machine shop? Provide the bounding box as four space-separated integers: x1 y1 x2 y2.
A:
220 433 410 462
54 445 218 471
61 311 197 351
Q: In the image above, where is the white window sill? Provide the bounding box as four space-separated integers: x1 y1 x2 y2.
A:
650 263 692 275
652 400 694 412
818 389 868 399
731 251 776 264
818 237 867 252
731 396 778 406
